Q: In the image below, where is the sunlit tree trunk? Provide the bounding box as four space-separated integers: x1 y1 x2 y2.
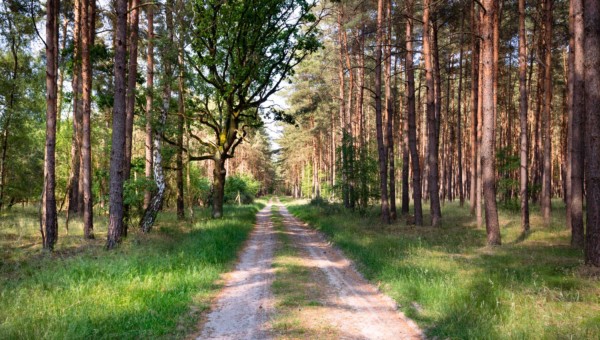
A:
144 1 154 210
470 1 480 215
81 0 94 239
42 0 59 250
457 9 465 207
541 0 553 226
481 0 501 245
384 0 396 220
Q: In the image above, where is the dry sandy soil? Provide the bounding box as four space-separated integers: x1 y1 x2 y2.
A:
196 199 423 339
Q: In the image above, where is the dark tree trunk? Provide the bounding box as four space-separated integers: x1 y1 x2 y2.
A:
405 0 423 225
124 0 140 181
176 34 185 220
81 0 94 239
212 157 226 218
106 0 128 249
571 0 585 248
481 0 501 246
42 0 59 250
518 0 530 232
584 0 600 266
424 0 441 227
375 0 390 224
541 0 553 226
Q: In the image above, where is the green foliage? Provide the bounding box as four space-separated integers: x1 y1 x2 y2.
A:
287 200 599 339
224 174 260 204
496 147 520 209
0 203 264 339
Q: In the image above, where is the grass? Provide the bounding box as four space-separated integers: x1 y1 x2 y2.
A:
270 205 335 339
286 198 600 339
0 201 264 339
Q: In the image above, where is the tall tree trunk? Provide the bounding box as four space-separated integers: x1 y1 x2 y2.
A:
212 156 226 218
541 0 553 226
140 0 174 231
405 0 423 225
81 0 94 239
570 0 585 247
106 0 129 249
518 0 530 232
337 7 349 208
144 1 154 210
375 0 390 223
584 0 600 266
424 0 441 227
67 0 83 216
384 0 396 220
481 0 501 246
470 1 480 215
176 16 185 220
42 0 59 250
457 9 465 207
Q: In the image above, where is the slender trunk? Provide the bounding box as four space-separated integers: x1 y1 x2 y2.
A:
106 0 129 249
337 7 348 207
518 0 530 232
457 9 465 206
385 0 396 220
176 25 185 220
81 0 94 239
68 0 83 216
405 0 422 225
124 0 140 180
140 0 174 231
375 0 390 223
144 2 154 210
481 0 501 246
584 0 600 266
541 0 553 226
42 0 59 250
476 8 484 228
470 1 480 215
424 0 441 227
571 0 585 247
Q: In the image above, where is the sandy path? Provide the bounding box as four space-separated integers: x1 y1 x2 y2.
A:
197 201 277 340
276 202 423 340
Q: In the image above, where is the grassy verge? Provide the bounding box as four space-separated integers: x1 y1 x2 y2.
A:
270 205 335 339
0 202 264 339
286 199 600 339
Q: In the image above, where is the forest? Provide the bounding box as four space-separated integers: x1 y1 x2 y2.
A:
1 0 600 338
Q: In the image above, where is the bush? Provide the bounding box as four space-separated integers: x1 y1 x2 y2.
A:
224 174 260 204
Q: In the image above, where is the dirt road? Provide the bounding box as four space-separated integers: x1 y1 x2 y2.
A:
197 199 422 339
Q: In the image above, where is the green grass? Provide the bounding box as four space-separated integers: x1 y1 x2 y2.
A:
287 198 600 339
0 202 264 339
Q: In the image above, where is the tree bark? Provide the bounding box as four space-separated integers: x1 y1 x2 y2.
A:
481 0 501 246
81 0 94 239
106 0 128 249
144 1 154 210
385 0 396 220
518 0 530 232
571 0 585 247
42 0 59 250
470 1 480 215
176 11 185 220
424 0 441 227
375 0 390 224
405 0 423 225
140 0 174 231
584 0 600 266
212 157 226 218
541 0 553 226
457 9 465 207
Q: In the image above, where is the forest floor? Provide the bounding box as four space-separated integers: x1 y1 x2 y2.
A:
195 198 423 339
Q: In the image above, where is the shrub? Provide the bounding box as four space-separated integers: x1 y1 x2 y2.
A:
224 174 260 204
